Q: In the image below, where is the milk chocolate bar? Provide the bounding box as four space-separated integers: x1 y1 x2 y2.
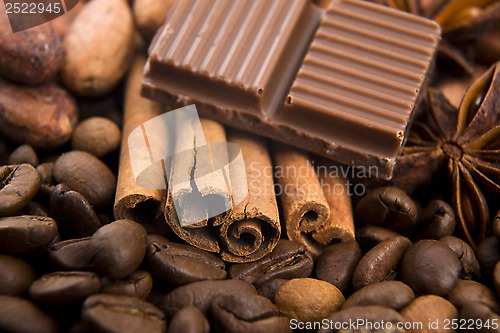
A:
142 0 441 178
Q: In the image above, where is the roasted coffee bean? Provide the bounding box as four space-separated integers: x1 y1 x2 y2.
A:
439 236 480 280
50 183 102 238
167 306 210 333
0 164 40 216
228 239 313 287
414 200 455 240
161 279 256 317
0 215 58 254
0 254 36 296
447 279 499 312
476 236 500 272
47 237 95 271
29 271 101 305
318 306 405 333
71 117 121 157
212 292 291 333
36 162 55 186
401 295 457 333
274 278 344 322
53 151 116 207
354 186 418 235
257 278 287 302
82 294 166 333
495 261 500 297
460 302 500 333
315 240 362 294
88 219 148 280
101 270 153 300
356 225 400 251
147 236 226 286
342 281 414 310
8 144 39 167
352 236 411 290
493 210 500 241
401 239 461 296
0 295 58 333
22 201 49 217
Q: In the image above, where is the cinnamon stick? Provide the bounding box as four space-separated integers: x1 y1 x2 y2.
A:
220 130 280 262
114 55 168 234
272 142 330 256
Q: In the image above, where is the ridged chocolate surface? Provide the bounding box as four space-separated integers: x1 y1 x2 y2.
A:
279 0 440 158
145 0 319 116
142 0 441 178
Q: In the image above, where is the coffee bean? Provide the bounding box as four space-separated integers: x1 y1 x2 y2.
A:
257 278 287 302
50 183 102 238
476 236 500 272
0 164 40 216
356 225 400 251
29 271 101 306
88 219 148 280
53 151 116 207
0 215 58 254
228 239 313 287
22 201 49 217
439 236 480 280
82 294 166 333
342 281 414 310
211 292 291 333
274 278 344 322
317 305 405 333
460 302 500 333
167 306 209 333
494 261 500 297
8 144 39 167
352 236 411 291
414 200 455 240
47 237 95 271
0 295 58 333
447 279 499 312
315 240 362 294
0 80 78 150
0 254 36 296
147 236 226 286
71 117 121 157
401 295 457 333
401 239 461 296
36 162 55 186
493 210 500 241
354 186 418 235
161 279 256 317
101 270 153 300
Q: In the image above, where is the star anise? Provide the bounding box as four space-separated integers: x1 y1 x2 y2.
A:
392 62 500 249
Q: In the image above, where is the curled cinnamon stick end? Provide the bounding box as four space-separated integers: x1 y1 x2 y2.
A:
114 55 167 234
220 130 280 263
316 161 355 246
272 142 330 256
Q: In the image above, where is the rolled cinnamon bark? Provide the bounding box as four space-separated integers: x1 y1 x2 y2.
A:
220 130 280 262
114 55 168 234
165 128 281 263
316 160 356 245
272 142 330 256
164 118 231 252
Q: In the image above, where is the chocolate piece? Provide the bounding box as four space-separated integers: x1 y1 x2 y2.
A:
143 0 440 178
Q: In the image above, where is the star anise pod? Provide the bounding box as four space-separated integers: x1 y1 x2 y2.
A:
392 62 500 249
